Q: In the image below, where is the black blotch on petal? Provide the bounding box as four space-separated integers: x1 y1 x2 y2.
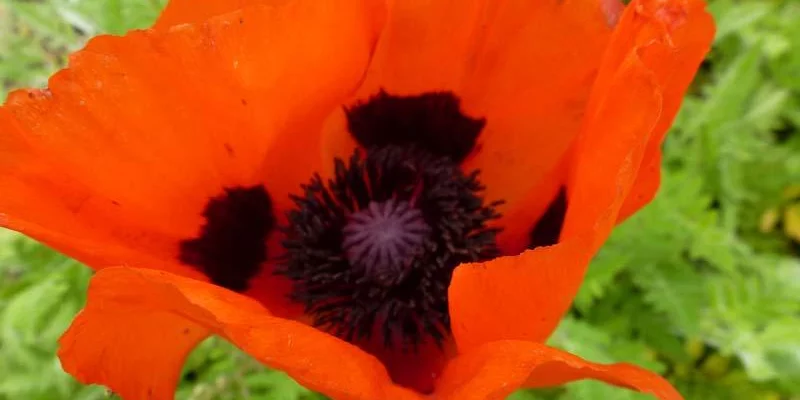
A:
180 186 275 291
345 90 485 163
528 187 568 248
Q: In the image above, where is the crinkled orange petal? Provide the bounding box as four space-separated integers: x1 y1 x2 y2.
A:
615 0 715 221
564 0 714 243
448 0 713 352
323 0 614 250
0 0 384 278
450 55 661 351
59 267 422 400
436 341 681 400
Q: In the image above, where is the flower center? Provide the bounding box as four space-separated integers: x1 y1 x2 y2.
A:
280 145 501 349
343 199 431 285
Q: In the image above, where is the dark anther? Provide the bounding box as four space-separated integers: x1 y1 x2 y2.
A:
345 90 486 163
528 187 568 248
180 186 275 291
280 145 501 349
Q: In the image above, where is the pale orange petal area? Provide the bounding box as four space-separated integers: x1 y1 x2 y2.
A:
448 0 713 352
456 0 613 245
566 0 713 243
436 341 681 400
59 267 423 400
449 238 593 350
0 1 384 278
450 51 661 351
616 0 715 221
322 0 614 248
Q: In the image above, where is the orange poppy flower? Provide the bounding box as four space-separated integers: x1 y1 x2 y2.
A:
0 0 714 399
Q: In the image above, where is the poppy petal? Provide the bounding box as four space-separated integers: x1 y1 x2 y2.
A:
154 0 386 44
563 0 714 245
322 0 614 247
448 0 713 351
455 0 613 246
352 0 610 98
154 0 273 28
450 237 597 348
0 0 384 275
437 341 680 400
450 50 661 351
59 267 422 400
615 0 715 221
319 0 493 165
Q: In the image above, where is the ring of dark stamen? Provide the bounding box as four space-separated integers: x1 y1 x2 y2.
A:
180 185 275 291
279 145 501 350
345 90 485 163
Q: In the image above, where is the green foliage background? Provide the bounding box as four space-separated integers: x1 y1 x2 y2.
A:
1 0 798 399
